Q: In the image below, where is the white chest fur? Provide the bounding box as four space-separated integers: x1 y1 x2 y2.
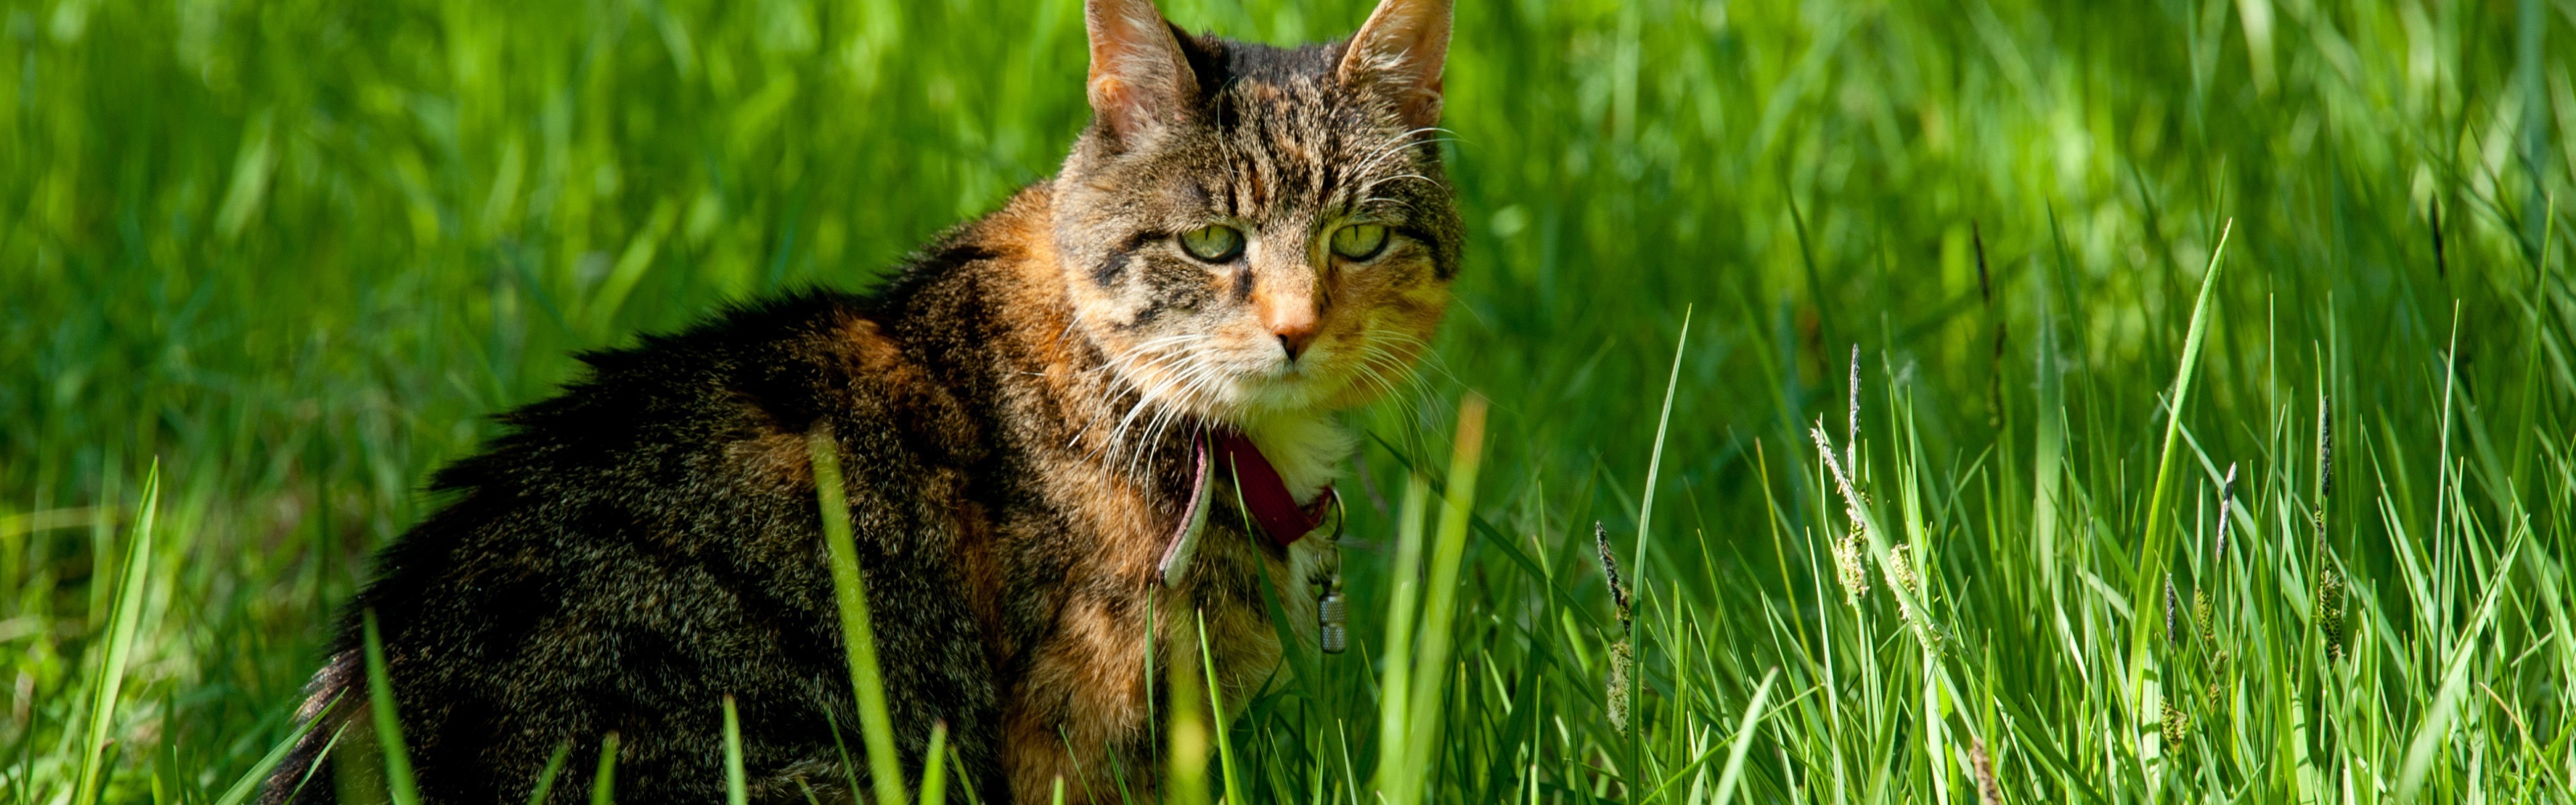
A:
1236 410 1354 504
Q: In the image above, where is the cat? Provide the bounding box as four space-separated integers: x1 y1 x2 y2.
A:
260 0 1458 802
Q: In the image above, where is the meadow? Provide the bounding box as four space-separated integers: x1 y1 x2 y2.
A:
4 0 2573 801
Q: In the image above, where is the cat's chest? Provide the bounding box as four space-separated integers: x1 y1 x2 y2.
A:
1008 411 1350 581
1235 411 1355 503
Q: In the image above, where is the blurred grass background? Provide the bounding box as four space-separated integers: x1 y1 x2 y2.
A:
4 0 2574 801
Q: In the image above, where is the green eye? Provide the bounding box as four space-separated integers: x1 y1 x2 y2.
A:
1330 223 1389 261
1179 224 1245 262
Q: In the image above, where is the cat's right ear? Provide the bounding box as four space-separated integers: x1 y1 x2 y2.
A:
1085 0 1197 145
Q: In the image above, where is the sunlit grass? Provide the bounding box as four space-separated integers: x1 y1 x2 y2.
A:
5 0 2574 802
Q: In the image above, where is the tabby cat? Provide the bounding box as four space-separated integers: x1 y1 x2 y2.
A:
262 0 1458 801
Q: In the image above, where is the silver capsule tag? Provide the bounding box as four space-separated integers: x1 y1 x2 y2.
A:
1311 488 1347 654
1318 573 1347 654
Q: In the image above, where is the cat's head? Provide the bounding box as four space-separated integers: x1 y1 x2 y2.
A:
1053 0 1460 425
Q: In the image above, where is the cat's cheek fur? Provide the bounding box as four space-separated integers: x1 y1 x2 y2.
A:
1308 278 1449 412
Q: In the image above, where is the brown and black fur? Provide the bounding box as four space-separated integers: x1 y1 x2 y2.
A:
263 1 1459 802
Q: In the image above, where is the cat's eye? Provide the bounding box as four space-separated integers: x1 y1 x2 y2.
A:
1329 223 1390 261
1179 225 1246 262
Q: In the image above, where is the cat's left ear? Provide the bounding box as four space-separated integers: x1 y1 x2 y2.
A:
1338 0 1451 130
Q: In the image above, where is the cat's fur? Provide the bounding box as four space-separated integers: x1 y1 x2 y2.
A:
260 1 1457 803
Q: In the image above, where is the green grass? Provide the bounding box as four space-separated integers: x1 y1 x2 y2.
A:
807 425 912 805
6 0 2575 802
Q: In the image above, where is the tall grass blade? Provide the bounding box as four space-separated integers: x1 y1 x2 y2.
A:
1193 611 1246 805
70 462 159 805
1373 396 1488 805
918 721 947 805
588 733 619 805
361 610 420 805
1371 472 1434 797
724 696 749 805
1707 669 1779 805
1403 395 1487 796
209 698 329 805
807 429 908 805
1165 616 1210 805
279 724 350 805
2033 264 2067 595
1629 307 1690 769
2396 536 2522 801
946 743 984 805
527 742 574 805
2125 219 2234 704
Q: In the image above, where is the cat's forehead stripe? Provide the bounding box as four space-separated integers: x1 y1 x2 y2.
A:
1204 78 1398 219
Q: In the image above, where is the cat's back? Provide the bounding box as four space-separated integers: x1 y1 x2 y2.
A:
413 288 920 574
271 282 1014 804
374 186 1055 612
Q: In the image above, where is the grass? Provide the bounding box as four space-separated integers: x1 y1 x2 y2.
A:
5 0 2575 802
807 425 910 805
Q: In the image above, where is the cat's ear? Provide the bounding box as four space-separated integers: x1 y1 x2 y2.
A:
1085 0 1198 144
1338 0 1451 130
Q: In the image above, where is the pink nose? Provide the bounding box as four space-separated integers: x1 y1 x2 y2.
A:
1273 320 1318 361
1254 274 1320 362
1258 294 1318 361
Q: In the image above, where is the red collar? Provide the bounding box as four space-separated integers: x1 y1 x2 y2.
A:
1211 430 1334 547
1155 428 1336 587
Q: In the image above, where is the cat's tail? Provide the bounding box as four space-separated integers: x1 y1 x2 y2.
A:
257 649 362 805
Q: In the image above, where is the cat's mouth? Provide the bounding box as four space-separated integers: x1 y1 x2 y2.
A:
1208 339 1389 419
1095 321 1418 427
1107 348 1336 422
1207 364 1332 416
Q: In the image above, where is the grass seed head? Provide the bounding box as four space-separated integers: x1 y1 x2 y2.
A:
1885 543 1939 645
2318 567 2348 661
1834 532 1870 604
1605 641 1633 735
2214 462 2237 561
1847 344 1861 474
2316 394 2333 501
1594 521 1629 628
2163 576 2180 645
1886 543 1920 596
1811 420 1874 605
2205 652 2231 710
2162 700 2192 747
1968 737 2000 805
2192 586 2214 645
1594 520 1635 735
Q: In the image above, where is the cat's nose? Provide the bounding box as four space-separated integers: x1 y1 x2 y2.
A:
1254 270 1320 362
1270 316 1318 362
1260 301 1319 362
